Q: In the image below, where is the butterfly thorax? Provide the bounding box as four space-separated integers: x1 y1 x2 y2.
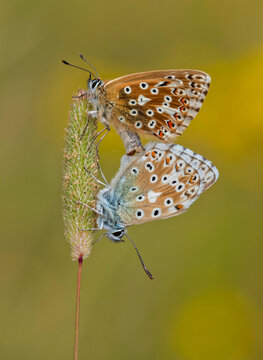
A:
97 188 126 242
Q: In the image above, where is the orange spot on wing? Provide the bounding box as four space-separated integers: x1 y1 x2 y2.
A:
175 204 184 210
145 152 150 156
179 106 187 113
158 131 164 138
166 157 171 165
151 151 156 158
167 120 174 129
174 113 183 122
189 174 197 183
180 97 186 105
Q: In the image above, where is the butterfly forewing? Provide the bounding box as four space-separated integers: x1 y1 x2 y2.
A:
113 143 218 226
104 70 211 141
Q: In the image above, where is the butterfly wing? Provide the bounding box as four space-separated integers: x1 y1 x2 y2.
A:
111 142 218 226
104 70 211 141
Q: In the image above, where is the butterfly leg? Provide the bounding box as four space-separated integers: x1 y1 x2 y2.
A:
85 123 109 151
94 127 110 186
92 232 106 245
79 110 99 141
83 166 108 187
75 201 102 215
72 90 88 99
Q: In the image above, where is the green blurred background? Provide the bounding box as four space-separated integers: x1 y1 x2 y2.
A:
1 0 263 359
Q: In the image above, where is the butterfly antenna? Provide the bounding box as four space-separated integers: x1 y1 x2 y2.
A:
124 233 154 280
61 59 96 78
79 53 99 79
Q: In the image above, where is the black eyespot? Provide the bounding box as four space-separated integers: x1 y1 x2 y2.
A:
152 208 161 217
130 186 137 192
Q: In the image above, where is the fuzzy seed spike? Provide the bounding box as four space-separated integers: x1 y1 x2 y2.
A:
63 89 99 260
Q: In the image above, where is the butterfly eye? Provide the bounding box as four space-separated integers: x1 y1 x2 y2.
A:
136 209 144 219
150 88 158 94
89 79 102 90
140 82 149 89
151 208 161 217
112 230 124 238
124 86 132 94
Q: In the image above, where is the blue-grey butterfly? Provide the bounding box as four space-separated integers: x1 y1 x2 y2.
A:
82 142 219 279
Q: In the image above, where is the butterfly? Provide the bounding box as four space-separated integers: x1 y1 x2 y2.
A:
62 55 211 155
83 142 219 279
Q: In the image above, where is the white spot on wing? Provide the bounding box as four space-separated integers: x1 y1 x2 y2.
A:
147 190 161 203
138 95 151 105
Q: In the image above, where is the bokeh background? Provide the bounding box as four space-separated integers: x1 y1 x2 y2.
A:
1 0 263 359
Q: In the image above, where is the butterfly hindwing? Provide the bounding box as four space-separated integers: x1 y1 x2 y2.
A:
112 143 218 226
104 70 211 141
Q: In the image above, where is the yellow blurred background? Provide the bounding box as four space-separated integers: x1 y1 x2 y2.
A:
1 0 263 359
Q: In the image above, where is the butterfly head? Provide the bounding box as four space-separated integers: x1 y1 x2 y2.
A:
97 188 126 242
62 55 103 99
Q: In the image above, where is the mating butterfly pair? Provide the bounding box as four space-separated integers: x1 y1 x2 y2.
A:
64 56 218 278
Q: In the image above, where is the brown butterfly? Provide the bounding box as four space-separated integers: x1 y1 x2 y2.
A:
63 55 211 155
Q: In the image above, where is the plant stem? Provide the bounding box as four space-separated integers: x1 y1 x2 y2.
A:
74 255 83 360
